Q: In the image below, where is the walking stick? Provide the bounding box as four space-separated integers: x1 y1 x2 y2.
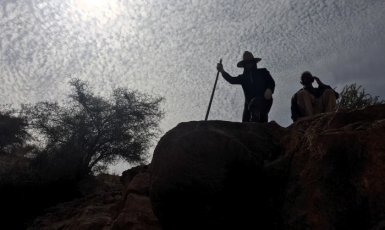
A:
205 59 222 121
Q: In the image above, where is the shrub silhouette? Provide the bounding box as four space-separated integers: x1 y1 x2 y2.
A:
0 79 164 229
337 83 384 109
22 79 164 180
0 108 29 154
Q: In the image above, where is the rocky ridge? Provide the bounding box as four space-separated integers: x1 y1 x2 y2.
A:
28 104 385 230
150 104 385 230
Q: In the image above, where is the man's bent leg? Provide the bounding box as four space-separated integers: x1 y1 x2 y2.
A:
322 89 337 112
260 113 268 123
260 98 272 123
248 98 261 122
242 102 251 122
248 97 272 123
297 90 316 117
250 107 261 122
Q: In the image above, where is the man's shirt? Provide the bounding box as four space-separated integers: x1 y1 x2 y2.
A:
221 68 275 104
291 85 340 122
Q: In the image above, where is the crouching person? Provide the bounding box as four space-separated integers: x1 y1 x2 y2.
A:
291 71 339 122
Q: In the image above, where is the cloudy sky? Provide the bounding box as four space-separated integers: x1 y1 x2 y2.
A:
1 0 385 173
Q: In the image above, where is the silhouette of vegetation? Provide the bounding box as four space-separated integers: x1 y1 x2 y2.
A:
0 155 82 230
337 83 385 109
0 108 29 154
22 79 164 180
0 79 164 229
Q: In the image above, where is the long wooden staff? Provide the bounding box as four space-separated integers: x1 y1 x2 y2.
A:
205 59 222 121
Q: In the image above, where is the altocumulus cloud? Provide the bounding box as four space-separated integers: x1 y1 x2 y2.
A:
1 0 385 172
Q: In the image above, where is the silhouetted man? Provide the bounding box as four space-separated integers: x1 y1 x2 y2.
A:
216 51 275 123
291 71 339 122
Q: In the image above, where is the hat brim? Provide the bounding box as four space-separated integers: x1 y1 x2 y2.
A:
237 58 262 68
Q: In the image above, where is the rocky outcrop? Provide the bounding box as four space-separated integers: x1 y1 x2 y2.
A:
150 104 385 230
29 167 161 230
27 104 385 230
149 120 284 229
28 174 124 230
278 105 385 230
111 165 161 230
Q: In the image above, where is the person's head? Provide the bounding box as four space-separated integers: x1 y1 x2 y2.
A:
237 51 261 69
244 60 257 69
300 71 314 87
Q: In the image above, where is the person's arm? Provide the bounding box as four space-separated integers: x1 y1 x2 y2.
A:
313 76 331 89
334 91 340 100
217 62 241 85
221 72 242 84
313 76 339 99
291 92 301 122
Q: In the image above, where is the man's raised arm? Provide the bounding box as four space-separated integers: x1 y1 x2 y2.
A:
217 62 241 85
313 76 340 99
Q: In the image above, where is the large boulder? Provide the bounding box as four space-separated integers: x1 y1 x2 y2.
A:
150 104 385 230
149 121 283 229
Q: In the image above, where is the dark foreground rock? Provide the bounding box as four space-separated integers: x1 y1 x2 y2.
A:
26 104 385 230
278 105 385 230
27 174 123 230
28 166 161 230
150 105 385 230
150 120 284 229
111 165 161 230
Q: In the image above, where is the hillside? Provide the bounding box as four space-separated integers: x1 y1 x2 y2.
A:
6 104 385 230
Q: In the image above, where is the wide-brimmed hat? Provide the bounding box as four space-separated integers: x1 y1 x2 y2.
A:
237 51 262 68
